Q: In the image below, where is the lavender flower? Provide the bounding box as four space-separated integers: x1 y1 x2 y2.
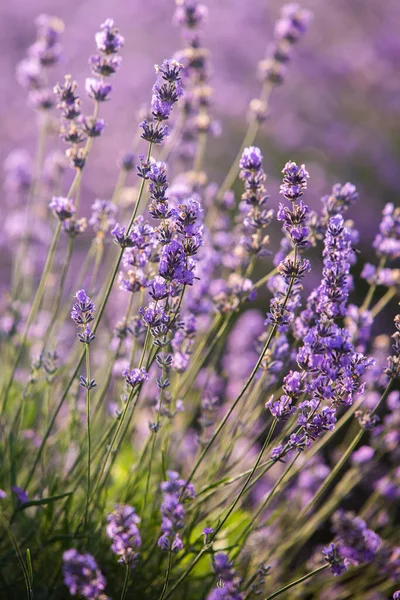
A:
322 543 348 576
207 553 243 600
158 471 194 552
140 59 183 144
89 199 118 233
49 196 76 221
62 549 107 599
373 203 400 260
331 510 382 566
106 504 141 568
258 3 312 86
239 146 274 259
123 367 148 388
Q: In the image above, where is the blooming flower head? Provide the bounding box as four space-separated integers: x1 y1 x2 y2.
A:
71 290 96 345
123 367 148 388
49 196 76 221
140 59 184 144
280 161 309 202
89 199 118 233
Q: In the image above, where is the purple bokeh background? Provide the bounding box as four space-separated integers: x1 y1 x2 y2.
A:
1 0 399 247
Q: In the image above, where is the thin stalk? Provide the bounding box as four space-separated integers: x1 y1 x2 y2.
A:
89 387 136 504
371 286 397 318
164 547 208 600
120 564 130 600
212 419 277 539
235 453 300 556
43 236 74 346
84 343 92 529
182 247 298 492
22 141 154 489
158 550 173 600
216 82 272 202
1 221 62 415
263 564 328 600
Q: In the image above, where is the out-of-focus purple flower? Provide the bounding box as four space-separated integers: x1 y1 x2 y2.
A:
351 446 375 464
106 504 141 568
12 486 28 504
373 203 400 260
322 542 348 576
85 78 112 102
62 549 107 599
158 471 194 553
89 199 117 233
332 510 382 567
207 553 243 600
258 3 312 87
174 0 208 30
3 150 32 195
49 196 76 221
95 19 125 55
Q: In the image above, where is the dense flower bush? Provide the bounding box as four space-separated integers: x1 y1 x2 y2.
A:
0 3 399 600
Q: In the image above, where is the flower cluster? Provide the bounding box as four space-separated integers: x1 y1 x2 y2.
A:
258 3 312 86
89 199 118 234
238 146 274 259
106 504 141 568
173 0 218 166
62 549 108 599
17 14 64 111
54 20 123 172
385 307 400 380
207 553 243 600
322 543 348 576
71 289 96 346
266 161 311 330
331 510 382 566
140 60 184 144
158 471 194 552
86 19 124 101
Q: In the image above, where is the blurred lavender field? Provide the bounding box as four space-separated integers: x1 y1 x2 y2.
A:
1 1 400 598
1 0 400 242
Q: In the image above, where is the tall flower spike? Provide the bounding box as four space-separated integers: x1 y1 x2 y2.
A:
71 290 96 345
258 3 312 87
239 146 274 259
106 504 141 568
140 59 184 144
158 471 194 553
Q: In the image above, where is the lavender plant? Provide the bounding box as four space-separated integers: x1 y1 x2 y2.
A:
0 3 400 600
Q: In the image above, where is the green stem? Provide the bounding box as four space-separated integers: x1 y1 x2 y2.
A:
120 564 130 600
212 419 277 539
20 138 153 505
158 550 173 600
1 221 62 415
84 344 92 529
43 237 74 346
263 565 328 600
370 286 397 318
183 247 297 493
215 82 272 203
